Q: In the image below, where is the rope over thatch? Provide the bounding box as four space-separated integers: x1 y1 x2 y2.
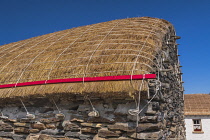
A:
0 17 174 99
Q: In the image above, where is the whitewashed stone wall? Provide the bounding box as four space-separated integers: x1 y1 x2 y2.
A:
185 115 210 140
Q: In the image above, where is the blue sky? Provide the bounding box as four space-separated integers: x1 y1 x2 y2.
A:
0 0 210 94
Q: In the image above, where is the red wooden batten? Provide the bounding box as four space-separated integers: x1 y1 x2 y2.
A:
0 74 156 89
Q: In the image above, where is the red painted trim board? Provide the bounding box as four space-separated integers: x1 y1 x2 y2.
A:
0 74 156 89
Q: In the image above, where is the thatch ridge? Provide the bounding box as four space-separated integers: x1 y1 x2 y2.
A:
0 17 174 99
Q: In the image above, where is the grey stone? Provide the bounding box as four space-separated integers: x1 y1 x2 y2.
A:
98 128 119 138
64 123 80 132
40 129 59 135
108 122 135 132
136 122 162 132
0 131 13 137
39 134 56 140
79 134 93 140
0 123 13 132
14 127 29 134
64 131 80 138
81 127 98 134
130 131 163 139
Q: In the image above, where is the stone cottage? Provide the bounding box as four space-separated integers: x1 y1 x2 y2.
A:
185 94 210 140
0 17 185 139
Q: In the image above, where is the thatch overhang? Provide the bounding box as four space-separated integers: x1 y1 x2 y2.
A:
0 17 174 100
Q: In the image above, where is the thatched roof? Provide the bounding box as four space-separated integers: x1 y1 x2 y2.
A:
184 94 210 115
0 17 173 99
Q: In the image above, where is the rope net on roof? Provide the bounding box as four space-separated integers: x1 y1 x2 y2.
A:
0 17 175 98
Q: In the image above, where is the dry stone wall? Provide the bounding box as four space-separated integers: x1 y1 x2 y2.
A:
0 92 185 140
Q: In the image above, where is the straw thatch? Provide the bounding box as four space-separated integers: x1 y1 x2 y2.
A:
0 17 174 99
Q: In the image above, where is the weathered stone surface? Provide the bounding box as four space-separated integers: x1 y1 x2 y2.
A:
93 134 133 140
70 118 85 123
26 134 39 140
139 116 158 123
81 123 102 128
136 122 162 132
39 113 55 118
81 127 98 134
88 116 115 123
70 116 85 123
31 122 46 130
64 131 80 138
108 122 135 132
29 129 40 133
56 122 64 130
26 134 56 140
40 119 51 124
130 131 163 139
0 131 13 137
77 104 91 112
0 123 13 132
46 123 56 129
49 118 61 123
40 129 60 135
170 127 176 132
12 135 26 140
0 138 13 140
108 137 134 140
14 127 29 134
55 113 65 120
114 103 135 115
64 123 80 132
98 128 119 138
59 138 79 140
4 119 17 123
79 134 93 140
14 122 30 127
20 118 33 123
39 107 54 113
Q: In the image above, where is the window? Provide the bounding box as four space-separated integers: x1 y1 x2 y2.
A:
193 119 202 132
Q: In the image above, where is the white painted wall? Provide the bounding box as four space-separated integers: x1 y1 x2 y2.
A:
185 115 210 140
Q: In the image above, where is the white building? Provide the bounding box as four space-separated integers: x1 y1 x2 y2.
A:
185 94 210 140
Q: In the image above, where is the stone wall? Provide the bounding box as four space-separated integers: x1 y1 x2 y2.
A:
0 92 185 140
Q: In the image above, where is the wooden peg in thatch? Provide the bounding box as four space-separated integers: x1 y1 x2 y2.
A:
171 36 181 40
159 68 173 72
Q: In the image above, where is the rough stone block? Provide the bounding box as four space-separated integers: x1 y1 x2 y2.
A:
64 123 80 132
0 123 13 132
139 116 158 123
98 128 119 138
38 134 57 140
40 119 51 124
14 122 30 127
31 122 46 130
88 116 115 123
81 127 98 134
0 131 13 138
29 129 40 133
130 131 163 139
108 122 135 132
81 123 102 128
64 131 80 138
70 114 85 123
14 127 29 134
46 123 56 129
136 122 162 132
